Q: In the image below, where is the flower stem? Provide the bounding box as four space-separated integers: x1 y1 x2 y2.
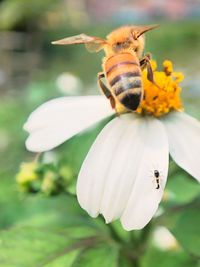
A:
125 222 153 265
98 215 124 243
107 223 124 243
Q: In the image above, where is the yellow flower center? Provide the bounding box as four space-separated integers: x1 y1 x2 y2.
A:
115 60 184 117
136 60 184 117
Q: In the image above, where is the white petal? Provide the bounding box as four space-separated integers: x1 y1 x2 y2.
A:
24 96 113 152
77 114 169 230
161 112 200 182
121 118 169 230
77 113 140 219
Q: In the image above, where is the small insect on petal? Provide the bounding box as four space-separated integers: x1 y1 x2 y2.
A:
77 115 169 230
121 118 169 230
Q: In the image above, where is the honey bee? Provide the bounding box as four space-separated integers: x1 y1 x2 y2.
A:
52 25 158 112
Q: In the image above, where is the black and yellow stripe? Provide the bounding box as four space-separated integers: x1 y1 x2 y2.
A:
104 52 143 111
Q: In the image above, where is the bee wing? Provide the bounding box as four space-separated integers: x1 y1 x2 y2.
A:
131 25 159 39
51 34 107 52
85 41 106 53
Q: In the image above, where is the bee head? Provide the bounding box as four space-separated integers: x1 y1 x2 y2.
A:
106 25 158 57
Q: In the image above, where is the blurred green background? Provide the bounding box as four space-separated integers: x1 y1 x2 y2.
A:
0 0 200 266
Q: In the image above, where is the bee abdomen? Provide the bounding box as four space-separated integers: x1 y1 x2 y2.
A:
119 90 142 111
110 72 143 111
110 73 142 96
104 53 143 111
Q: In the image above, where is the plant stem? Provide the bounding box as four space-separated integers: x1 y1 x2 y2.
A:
125 222 153 266
98 215 124 244
107 223 124 243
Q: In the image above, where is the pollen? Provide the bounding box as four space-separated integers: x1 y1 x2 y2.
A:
136 60 184 117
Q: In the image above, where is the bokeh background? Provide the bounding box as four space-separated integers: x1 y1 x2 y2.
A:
0 0 200 266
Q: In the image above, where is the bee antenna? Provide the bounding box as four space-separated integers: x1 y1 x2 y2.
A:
131 29 137 40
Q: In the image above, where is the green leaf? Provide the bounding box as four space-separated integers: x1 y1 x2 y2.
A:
72 244 119 267
0 192 107 233
0 227 119 267
159 199 200 257
141 247 198 267
45 249 80 267
0 227 78 267
169 207 200 257
166 172 200 204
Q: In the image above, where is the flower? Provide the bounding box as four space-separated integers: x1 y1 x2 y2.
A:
56 72 83 95
16 162 39 192
153 226 179 251
23 60 200 230
16 162 39 185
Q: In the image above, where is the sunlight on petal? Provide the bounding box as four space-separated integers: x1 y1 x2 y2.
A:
24 96 113 152
161 112 200 182
121 118 169 230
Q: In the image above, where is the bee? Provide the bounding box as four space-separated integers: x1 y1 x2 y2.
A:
52 25 158 112
154 170 161 189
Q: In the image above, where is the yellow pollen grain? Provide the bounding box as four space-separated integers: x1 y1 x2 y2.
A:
136 59 184 117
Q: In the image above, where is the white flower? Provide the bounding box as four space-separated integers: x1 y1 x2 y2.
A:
24 95 200 230
153 227 179 250
56 72 82 95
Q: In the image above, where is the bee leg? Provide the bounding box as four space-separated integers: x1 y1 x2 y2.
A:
140 54 154 82
140 53 151 70
97 72 116 109
140 54 161 89
97 72 111 99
